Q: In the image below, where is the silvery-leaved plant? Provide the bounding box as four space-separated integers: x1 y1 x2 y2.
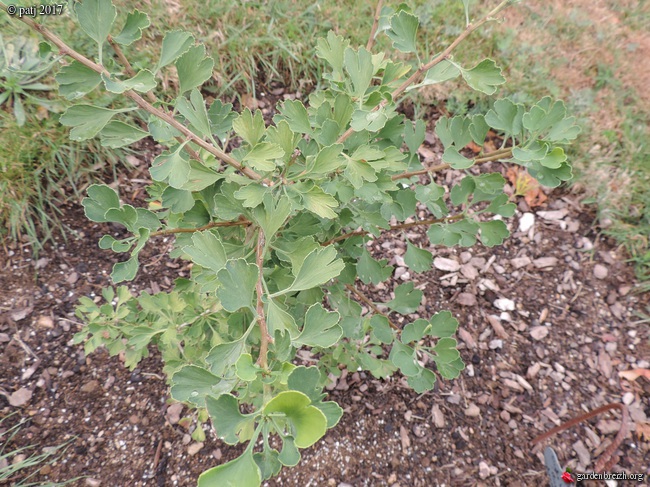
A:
3 0 579 484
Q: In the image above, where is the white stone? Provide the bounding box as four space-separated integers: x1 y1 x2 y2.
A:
489 339 503 349
433 257 460 272
518 213 535 232
537 209 569 220
478 461 490 479
494 298 515 311
622 392 635 405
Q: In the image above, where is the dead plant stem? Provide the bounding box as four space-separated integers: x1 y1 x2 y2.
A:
366 0 385 51
255 231 272 369
392 148 513 181
150 219 251 237
322 214 464 246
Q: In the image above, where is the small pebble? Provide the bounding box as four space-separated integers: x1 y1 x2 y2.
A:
527 363 541 379
447 394 462 405
394 267 408 279
622 392 634 405
511 256 532 269
533 257 558 268
67 272 79 285
529 326 549 341
518 213 535 232
13 454 27 465
464 403 481 417
478 461 490 479
103 376 115 389
494 298 515 311
36 316 54 329
187 442 204 456
593 264 608 279
80 380 99 394
489 339 503 349
457 293 477 306
433 257 460 272
166 403 183 425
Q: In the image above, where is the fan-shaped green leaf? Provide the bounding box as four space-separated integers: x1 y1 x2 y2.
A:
113 10 150 45
198 451 261 487
175 45 214 94
75 0 116 44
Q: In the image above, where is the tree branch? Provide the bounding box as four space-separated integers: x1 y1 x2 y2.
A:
366 0 385 51
322 214 464 246
391 147 513 181
2 4 265 182
337 0 514 144
150 219 251 237
107 35 202 161
108 36 136 77
255 230 272 369
345 284 399 330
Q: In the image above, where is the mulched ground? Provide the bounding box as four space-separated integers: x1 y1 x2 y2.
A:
1 134 649 487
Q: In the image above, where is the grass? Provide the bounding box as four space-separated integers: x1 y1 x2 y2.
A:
0 412 79 486
502 0 650 287
1 0 648 284
0 11 122 253
0 112 120 253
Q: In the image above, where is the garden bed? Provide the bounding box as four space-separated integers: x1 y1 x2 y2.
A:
1 146 648 485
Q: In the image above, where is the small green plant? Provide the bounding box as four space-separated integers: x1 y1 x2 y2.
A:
0 34 61 125
4 0 578 484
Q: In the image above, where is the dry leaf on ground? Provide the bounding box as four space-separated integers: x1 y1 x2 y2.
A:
618 368 650 381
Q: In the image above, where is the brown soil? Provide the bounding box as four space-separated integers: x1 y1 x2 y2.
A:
1 148 649 487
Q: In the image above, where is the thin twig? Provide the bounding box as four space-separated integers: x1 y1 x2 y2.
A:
345 284 399 330
337 0 514 144
108 36 136 77
322 214 464 246
108 38 159 105
366 0 385 51
255 230 272 369
150 219 251 237
1 5 265 182
12 333 39 359
392 148 513 181
151 437 163 473
530 402 630 473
